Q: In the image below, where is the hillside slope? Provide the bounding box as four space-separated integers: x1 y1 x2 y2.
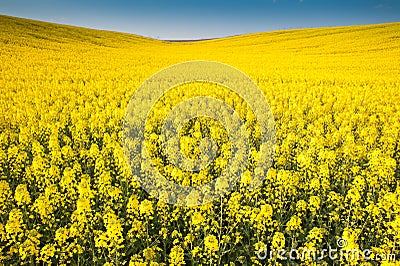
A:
0 15 400 265
0 15 160 47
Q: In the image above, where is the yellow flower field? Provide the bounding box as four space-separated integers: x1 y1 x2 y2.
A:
0 15 400 265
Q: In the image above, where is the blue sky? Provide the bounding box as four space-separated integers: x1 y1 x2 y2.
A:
1 0 399 40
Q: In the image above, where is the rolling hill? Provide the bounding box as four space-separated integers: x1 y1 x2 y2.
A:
0 14 399 265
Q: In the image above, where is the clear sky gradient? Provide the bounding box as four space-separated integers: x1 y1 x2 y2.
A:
1 0 399 40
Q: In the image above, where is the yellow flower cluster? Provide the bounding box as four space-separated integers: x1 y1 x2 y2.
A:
0 15 399 265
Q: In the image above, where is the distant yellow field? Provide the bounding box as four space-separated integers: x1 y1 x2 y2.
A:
0 15 400 265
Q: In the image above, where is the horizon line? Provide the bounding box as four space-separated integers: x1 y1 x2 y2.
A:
1 13 400 42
